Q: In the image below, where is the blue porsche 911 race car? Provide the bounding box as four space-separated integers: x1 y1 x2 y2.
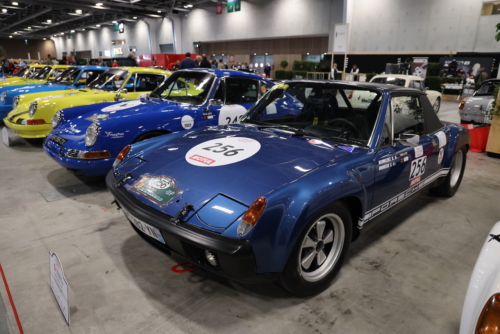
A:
0 66 107 119
44 69 274 176
106 80 470 296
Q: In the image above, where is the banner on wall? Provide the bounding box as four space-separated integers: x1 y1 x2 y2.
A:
438 57 494 78
411 57 428 79
333 24 348 54
216 3 222 14
227 0 241 13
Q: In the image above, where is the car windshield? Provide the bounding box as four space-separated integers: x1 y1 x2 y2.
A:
476 81 499 96
88 69 129 91
32 66 53 80
52 67 81 85
241 82 383 146
150 71 215 105
371 77 406 87
26 67 46 79
14 67 28 77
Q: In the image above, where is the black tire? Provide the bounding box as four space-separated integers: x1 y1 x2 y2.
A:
278 201 352 297
133 131 169 143
433 97 441 113
431 146 467 197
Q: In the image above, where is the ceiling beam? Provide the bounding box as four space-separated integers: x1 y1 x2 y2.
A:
0 7 53 32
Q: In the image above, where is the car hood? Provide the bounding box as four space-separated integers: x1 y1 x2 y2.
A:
117 124 354 220
9 83 69 94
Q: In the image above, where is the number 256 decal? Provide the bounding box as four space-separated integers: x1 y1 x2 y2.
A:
202 142 243 156
410 156 426 180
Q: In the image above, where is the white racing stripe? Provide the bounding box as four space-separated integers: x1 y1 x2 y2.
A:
358 168 450 228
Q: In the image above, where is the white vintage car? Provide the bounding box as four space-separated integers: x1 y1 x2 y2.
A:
350 75 442 113
460 221 500 334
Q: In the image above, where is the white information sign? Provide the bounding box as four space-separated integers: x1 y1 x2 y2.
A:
2 127 10 147
435 131 447 148
185 137 261 167
333 24 348 53
49 252 75 325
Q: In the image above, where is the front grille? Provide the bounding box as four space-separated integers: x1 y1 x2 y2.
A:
182 242 222 271
66 149 79 158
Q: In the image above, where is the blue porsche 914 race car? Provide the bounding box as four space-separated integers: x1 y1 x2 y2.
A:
0 66 107 119
44 69 274 176
106 80 470 296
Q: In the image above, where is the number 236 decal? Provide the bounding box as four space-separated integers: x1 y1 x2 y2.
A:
410 156 426 180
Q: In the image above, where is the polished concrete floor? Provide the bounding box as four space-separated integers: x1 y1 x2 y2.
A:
1 100 499 334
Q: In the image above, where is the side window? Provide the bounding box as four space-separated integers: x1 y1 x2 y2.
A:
260 81 274 96
392 95 425 137
380 105 392 147
225 78 259 104
135 74 165 92
213 79 224 101
410 80 423 90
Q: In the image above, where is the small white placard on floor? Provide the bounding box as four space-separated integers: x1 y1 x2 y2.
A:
49 252 75 325
2 127 10 147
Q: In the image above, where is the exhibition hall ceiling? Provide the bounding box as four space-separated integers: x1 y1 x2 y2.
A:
0 0 223 39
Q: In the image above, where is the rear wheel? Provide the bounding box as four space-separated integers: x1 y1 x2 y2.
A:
278 202 352 297
433 97 441 113
431 146 467 197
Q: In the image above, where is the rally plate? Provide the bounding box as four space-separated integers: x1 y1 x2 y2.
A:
122 207 166 244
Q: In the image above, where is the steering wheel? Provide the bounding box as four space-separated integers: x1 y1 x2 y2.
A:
327 118 361 138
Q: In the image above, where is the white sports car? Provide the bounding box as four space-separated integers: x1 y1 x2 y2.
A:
460 221 500 333
351 74 442 113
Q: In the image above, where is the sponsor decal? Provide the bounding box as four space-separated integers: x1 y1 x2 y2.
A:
435 131 447 148
202 112 214 119
218 104 247 125
438 148 444 164
379 162 395 170
185 137 261 167
410 175 422 187
86 114 109 122
338 146 354 152
414 145 423 158
379 156 397 165
105 131 124 138
488 234 500 243
410 156 426 180
101 100 143 112
308 139 323 145
131 175 180 206
181 115 194 129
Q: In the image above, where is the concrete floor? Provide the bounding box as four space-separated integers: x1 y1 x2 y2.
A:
1 100 499 334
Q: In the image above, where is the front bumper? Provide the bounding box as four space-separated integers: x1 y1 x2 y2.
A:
105 171 277 284
43 137 114 176
3 116 52 138
459 110 492 124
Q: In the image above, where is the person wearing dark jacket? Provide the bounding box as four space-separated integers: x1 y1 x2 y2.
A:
199 54 211 69
179 52 197 69
121 52 138 67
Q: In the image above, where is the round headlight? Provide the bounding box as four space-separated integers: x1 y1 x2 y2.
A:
85 123 99 147
12 96 20 109
28 101 37 117
52 110 63 128
0 91 7 102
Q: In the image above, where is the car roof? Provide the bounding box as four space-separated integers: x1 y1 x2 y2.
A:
281 79 425 94
115 67 171 75
74 66 108 70
51 65 70 69
371 74 423 81
178 68 270 80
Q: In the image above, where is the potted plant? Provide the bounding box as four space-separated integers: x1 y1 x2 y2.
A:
280 60 288 70
486 86 500 158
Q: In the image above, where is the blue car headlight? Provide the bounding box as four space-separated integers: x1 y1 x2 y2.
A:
12 96 20 109
52 110 62 128
85 123 99 147
0 91 7 102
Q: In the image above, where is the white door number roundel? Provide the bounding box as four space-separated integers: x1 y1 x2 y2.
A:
185 137 261 167
218 105 247 125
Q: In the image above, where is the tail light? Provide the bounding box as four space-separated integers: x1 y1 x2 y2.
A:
475 293 500 334
348 91 353 99
459 100 466 109
113 145 131 168
237 197 267 236
22 119 45 125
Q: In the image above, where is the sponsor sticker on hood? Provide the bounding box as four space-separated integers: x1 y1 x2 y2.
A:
86 114 109 122
131 175 180 206
101 100 144 112
185 137 261 167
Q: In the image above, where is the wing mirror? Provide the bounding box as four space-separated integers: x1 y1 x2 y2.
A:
120 88 128 94
209 99 222 107
425 87 429 91
396 133 420 147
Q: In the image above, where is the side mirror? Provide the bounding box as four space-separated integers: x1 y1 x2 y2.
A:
425 87 429 91
396 133 420 146
209 99 222 107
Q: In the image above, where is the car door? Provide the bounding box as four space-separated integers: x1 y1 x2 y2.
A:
203 77 261 127
369 92 441 216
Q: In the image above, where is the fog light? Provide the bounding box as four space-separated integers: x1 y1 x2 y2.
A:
205 250 217 267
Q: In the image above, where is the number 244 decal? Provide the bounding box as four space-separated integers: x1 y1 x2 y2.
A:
410 156 426 180
202 143 243 156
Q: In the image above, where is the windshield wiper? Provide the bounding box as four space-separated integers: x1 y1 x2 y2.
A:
256 125 319 137
322 136 364 146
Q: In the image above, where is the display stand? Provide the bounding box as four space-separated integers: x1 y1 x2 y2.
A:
441 83 464 101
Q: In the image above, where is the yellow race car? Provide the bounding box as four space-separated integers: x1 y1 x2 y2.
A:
0 64 68 87
4 67 170 138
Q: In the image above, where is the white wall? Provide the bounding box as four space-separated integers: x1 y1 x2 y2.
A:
51 17 181 58
180 0 344 53
347 0 500 53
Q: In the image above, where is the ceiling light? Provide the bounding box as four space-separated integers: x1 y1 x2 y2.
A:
133 16 137 19
47 19 52 23
70 30 75 32
96 2 103 6
187 4 193 7
9 35 12 38
157 10 161 13
112 20 117 23
2 9 7 13
82 28 85 31
27 26 31 29
12 2 18 5
96 24 101 27
43 38 46 40
75 9 82 14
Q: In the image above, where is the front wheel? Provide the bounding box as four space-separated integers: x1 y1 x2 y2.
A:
431 146 467 197
433 97 441 113
278 202 352 297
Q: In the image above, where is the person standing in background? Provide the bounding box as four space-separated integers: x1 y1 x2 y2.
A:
264 63 271 78
398 58 411 75
199 54 211 69
350 64 359 81
121 52 138 66
474 67 489 90
217 59 225 69
179 52 197 69
51 56 59 65
112 60 119 67
97 57 106 67
331 63 342 80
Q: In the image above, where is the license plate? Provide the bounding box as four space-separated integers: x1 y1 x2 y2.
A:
122 207 165 244
50 135 67 146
